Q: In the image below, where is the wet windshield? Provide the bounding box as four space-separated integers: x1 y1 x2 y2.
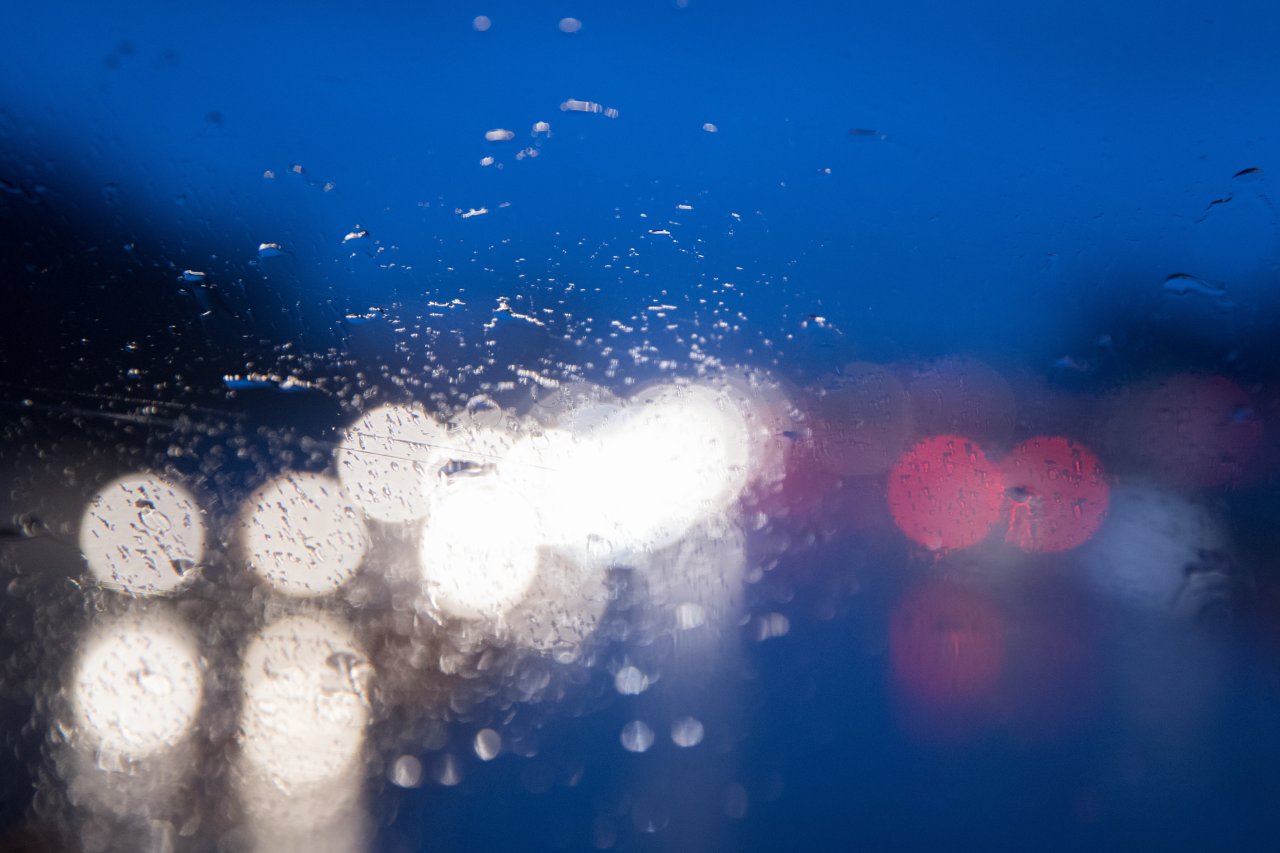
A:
3 1 1280 850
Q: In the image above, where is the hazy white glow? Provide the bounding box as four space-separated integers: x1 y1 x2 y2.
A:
239 612 372 786
70 609 202 758
1083 484 1232 615
503 383 752 559
242 472 368 596
419 478 542 620
336 404 451 523
78 473 205 594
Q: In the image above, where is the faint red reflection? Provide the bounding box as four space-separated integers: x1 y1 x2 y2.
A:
886 435 1004 550
1000 435 1110 553
890 580 1005 739
1115 374 1262 488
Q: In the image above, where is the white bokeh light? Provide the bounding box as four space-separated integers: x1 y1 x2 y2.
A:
502 382 752 559
239 612 373 787
335 404 451 523
70 608 203 759
78 473 205 595
418 478 543 621
242 472 368 596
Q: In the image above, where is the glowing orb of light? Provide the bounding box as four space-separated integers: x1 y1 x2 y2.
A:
1080 483 1235 616
239 613 372 786
810 362 913 477
336 404 450 523
503 383 752 558
890 580 1005 705
418 478 543 621
999 435 1110 553
242 472 368 596
886 435 1004 551
78 473 205 595
70 609 203 759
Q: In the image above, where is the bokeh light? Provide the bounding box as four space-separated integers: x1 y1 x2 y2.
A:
78 473 205 595
999 435 1110 553
418 477 543 621
70 608 203 759
335 404 450 524
1081 483 1236 616
238 612 373 786
241 472 369 596
886 434 1004 550
503 382 752 559
890 580 1005 706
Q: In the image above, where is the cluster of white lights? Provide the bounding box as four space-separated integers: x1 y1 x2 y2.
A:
66 375 777 829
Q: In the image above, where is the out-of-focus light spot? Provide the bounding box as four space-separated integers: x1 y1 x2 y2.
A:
70 609 202 758
242 472 368 596
472 15 491 31
390 755 422 788
702 122 719 133
905 356 1016 445
418 478 542 620
1108 374 1262 488
335 404 449 523
532 121 552 136
79 473 205 595
480 155 495 166
474 728 501 761
886 434 1004 550
614 665 650 695
431 753 463 786
239 613 372 786
558 17 582 33
671 716 704 747
504 383 751 558
890 580 1005 705
811 362 912 477
620 720 654 753
1081 483 1235 616
485 128 515 142
1000 435 1109 552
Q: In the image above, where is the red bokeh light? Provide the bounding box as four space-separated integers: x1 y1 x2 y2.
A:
1000 435 1110 553
890 580 1005 706
886 434 1004 551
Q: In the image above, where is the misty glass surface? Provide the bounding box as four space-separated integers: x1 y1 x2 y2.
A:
3 1 1280 851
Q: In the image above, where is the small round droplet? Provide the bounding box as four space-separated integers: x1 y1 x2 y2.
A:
558 17 582 33
473 15 491 32
474 728 501 761
620 720 654 753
